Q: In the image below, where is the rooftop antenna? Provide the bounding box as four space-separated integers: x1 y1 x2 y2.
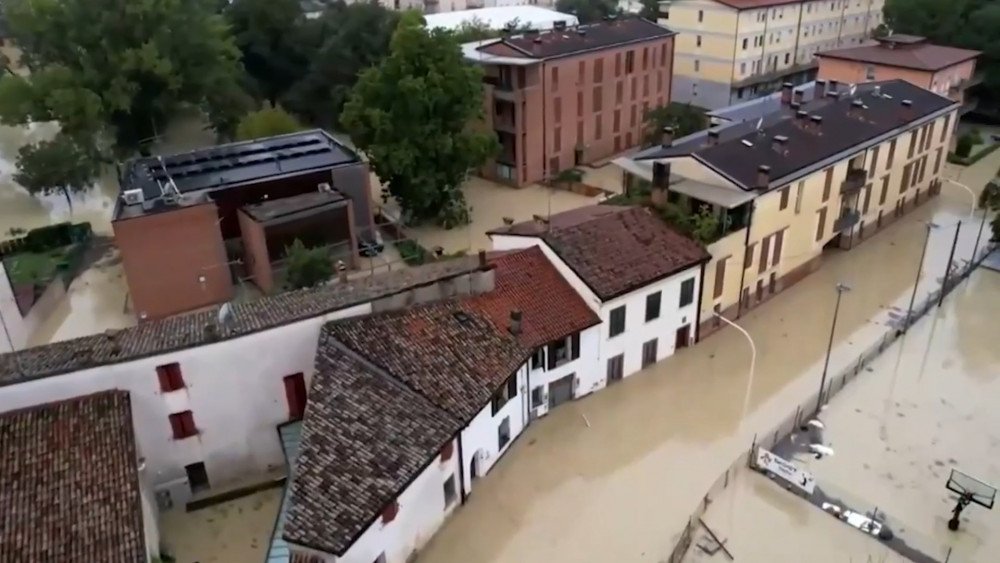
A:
157 156 180 197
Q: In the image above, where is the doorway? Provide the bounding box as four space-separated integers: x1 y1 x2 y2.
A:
675 325 691 349
185 462 210 494
548 374 575 409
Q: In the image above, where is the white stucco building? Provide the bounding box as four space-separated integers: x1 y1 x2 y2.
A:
423 6 576 31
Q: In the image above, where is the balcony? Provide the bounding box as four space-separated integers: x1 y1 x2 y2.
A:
840 168 866 194
834 209 861 232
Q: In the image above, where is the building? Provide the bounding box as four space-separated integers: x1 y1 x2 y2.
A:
489 205 710 381
463 17 676 186
0 391 159 562
619 79 958 337
113 130 376 320
816 34 980 115
664 0 885 109
424 6 577 31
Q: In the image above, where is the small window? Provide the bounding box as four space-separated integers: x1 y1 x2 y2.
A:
491 375 517 414
381 501 400 524
696 35 702 47
779 186 790 210
498 417 511 450
547 333 580 368
169 410 198 439
865 65 875 80
694 60 700 72
742 38 748 50
185 462 210 493
679 278 695 307
156 363 185 392
531 386 544 408
440 441 454 461
443 474 458 507
606 354 624 383
698 9 703 22
641 339 658 368
795 181 804 214
609 306 626 337
645 291 662 322
625 50 635 73
551 67 559 89
530 348 545 371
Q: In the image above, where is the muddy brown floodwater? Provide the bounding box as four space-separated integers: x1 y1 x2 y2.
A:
417 153 1000 563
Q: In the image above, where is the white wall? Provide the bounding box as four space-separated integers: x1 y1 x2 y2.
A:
459 363 528 494
139 475 161 562
0 302 371 506
525 324 602 419
597 266 702 380
0 261 28 352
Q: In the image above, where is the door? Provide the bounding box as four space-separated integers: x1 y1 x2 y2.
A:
607 354 624 384
284 373 307 420
548 374 575 409
675 325 690 350
185 462 210 494
642 338 658 368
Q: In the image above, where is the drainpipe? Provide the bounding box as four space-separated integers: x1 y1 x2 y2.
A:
456 432 467 504
694 260 707 343
736 200 757 318
728 10 742 105
791 2 804 74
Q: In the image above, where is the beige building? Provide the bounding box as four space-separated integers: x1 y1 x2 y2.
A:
663 0 884 109
617 79 958 338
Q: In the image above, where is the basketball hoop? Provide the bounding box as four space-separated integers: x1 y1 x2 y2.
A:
945 469 996 531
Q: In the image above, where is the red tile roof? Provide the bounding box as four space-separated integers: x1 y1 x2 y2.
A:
467 247 600 349
0 390 146 563
816 39 980 72
491 206 710 301
714 0 804 8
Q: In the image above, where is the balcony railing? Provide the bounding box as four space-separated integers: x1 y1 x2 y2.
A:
834 209 861 232
840 168 866 194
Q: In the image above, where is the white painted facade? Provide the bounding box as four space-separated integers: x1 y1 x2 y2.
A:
460 363 529 494
525 324 602 419
0 302 371 507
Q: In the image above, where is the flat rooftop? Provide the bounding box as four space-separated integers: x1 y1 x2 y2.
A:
424 6 578 31
241 190 347 226
116 129 360 220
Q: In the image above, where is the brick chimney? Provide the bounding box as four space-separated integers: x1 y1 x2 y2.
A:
509 310 522 336
771 135 789 152
780 82 793 105
756 165 771 189
707 129 720 146
793 88 804 105
815 79 827 99
661 126 674 148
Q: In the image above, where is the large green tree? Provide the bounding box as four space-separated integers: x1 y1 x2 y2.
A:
341 12 497 227
555 0 619 24
235 104 304 140
643 102 708 146
14 136 100 213
227 0 311 105
0 0 249 152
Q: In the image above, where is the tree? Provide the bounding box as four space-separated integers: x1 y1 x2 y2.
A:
955 133 974 158
227 0 311 105
639 0 661 20
284 239 333 289
13 135 99 213
235 104 304 140
449 18 532 44
553 168 584 188
555 0 618 24
0 0 250 151
341 12 498 227
643 102 708 146
282 1 399 129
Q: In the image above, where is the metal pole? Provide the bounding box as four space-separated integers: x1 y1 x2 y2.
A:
714 312 756 424
903 222 933 333
817 284 849 411
972 207 987 265
939 221 962 307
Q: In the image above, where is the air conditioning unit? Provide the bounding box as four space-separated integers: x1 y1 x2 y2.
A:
122 189 144 205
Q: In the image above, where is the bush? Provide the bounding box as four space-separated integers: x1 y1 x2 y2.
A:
395 239 428 266
955 134 975 158
284 239 333 289
968 127 984 146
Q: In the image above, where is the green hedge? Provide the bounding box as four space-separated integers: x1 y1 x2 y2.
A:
395 239 429 266
20 222 92 253
947 141 1000 166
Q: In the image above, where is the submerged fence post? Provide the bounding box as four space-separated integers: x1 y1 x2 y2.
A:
939 221 962 307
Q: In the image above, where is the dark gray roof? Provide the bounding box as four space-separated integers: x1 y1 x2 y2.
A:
478 17 674 60
0 256 486 386
241 190 347 225
116 129 359 219
324 300 529 421
636 80 957 190
283 341 458 556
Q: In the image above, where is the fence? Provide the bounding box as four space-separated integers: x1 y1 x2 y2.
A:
666 242 996 562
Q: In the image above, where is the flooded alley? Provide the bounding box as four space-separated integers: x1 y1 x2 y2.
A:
416 153 1000 563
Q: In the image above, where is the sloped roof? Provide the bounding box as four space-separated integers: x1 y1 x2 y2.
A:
816 38 980 72
0 391 146 563
477 16 674 60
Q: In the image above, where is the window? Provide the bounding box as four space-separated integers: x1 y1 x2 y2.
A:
531 348 545 371
784 53 790 64
552 67 559 90
577 60 585 83
613 109 621 133
498 417 511 450
577 91 583 117
284 372 307 420
616 81 623 104
554 127 561 152
642 47 648 70
900 163 911 193
594 115 602 140
440 441 454 461
577 121 584 145
661 44 666 63
933 147 943 175
491 376 518 414
868 146 879 178
816 207 827 241
553 97 562 123
625 50 635 73
886 139 896 168
679 278 695 307
631 76 637 100
615 53 622 76
879 175 889 205
740 62 746 75
641 339 658 368
643 75 649 97
941 114 951 142
758 236 770 273
645 291 662 321
549 156 559 176
779 186 790 210
744 243 755 269
772 230 784 267
593 86 602 112
382 502 399 525
156 363 184 392
547 333 580 368
607 354 624 383
862 184 872 214
822 168 833 202
693 60 700 72
713 258 727 299
185 462 210 493
443 475 458 507
696 35 702 47
795 181 804 214
907 130 918 159
742 38 748 50
630 105 637 126
594 58 603 83
169 410 197 439
865 65 875 80
531 386 544 408
926 122 936 151
609 306 626 337
698 10 703 22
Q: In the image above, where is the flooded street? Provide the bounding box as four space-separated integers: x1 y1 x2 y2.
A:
417 153 1000 563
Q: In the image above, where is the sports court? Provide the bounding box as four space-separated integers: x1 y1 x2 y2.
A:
792 269 1000 562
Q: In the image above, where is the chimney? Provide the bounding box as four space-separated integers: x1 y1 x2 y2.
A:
815 79 827 99
757 165 771 189
651 162 672 208
532 36 543 54
661 126 674 147
796 110 809 126
780 82 793 105
789 101 801 111
509 310 523 336
554 20 566 31
707 129 720 146
828 79 839 94
793 88 804 105
771 135 789 152
478 249 487 268
810 115 824 130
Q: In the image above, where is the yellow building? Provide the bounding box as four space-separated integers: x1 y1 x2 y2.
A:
663 0 884 109
616 79 957 339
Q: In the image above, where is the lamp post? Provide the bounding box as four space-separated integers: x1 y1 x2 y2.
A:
816 283 851 412
939 221 962 307
903 222 936 333
714 312 757 425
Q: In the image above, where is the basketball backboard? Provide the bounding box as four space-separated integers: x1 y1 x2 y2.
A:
946 469 996 509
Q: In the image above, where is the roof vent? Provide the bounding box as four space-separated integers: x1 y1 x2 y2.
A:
851 99 864 108
902 99 912 107
533 37 542 44
810 115 824 125
577 29 587 36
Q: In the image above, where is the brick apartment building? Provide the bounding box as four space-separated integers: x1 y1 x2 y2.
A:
463 17 676 186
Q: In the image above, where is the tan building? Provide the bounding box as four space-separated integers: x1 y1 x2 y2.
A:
463 17 676 186
664 0 884 109
618 79 958 337
817 34 980 115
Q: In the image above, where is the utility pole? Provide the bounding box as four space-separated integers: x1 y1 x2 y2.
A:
939 221 962 307
903 222 934 333
817 283 850 412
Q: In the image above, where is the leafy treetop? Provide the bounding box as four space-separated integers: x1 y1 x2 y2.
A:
235 104 305 141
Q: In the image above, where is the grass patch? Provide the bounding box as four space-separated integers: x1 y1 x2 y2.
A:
3 247 70 286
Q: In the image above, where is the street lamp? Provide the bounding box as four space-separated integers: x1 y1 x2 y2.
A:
903 222 936 333
714 312 757 424
816 283 851 412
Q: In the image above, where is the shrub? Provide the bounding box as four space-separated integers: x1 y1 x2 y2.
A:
955 134 974 158
284 239 333 289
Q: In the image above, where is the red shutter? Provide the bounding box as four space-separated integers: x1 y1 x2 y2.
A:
170 411 196 439
157 367 172 393
382 501 399 524
157 363 185 392
284 373 307 421
169 413 185 439
440 441 454 462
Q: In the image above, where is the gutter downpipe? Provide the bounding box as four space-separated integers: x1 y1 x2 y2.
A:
736 200 757 319
457 432 467 504
694 260 707 343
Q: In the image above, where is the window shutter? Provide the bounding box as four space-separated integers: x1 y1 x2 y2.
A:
169 414 184 439
382 501 399 524
571 333 580 360
547 344 557 370
157 368 172 393
181 411 196 437
440 441 454 462
507 376 517 399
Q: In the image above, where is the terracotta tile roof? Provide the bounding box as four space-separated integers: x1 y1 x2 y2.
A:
324 301 529 421
816 38 980 72
478 17 674 60
466 247 600 349
0 391 146 562
491 206 709 301
284 344 458 556
713 0 805 8
0 256 487 386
